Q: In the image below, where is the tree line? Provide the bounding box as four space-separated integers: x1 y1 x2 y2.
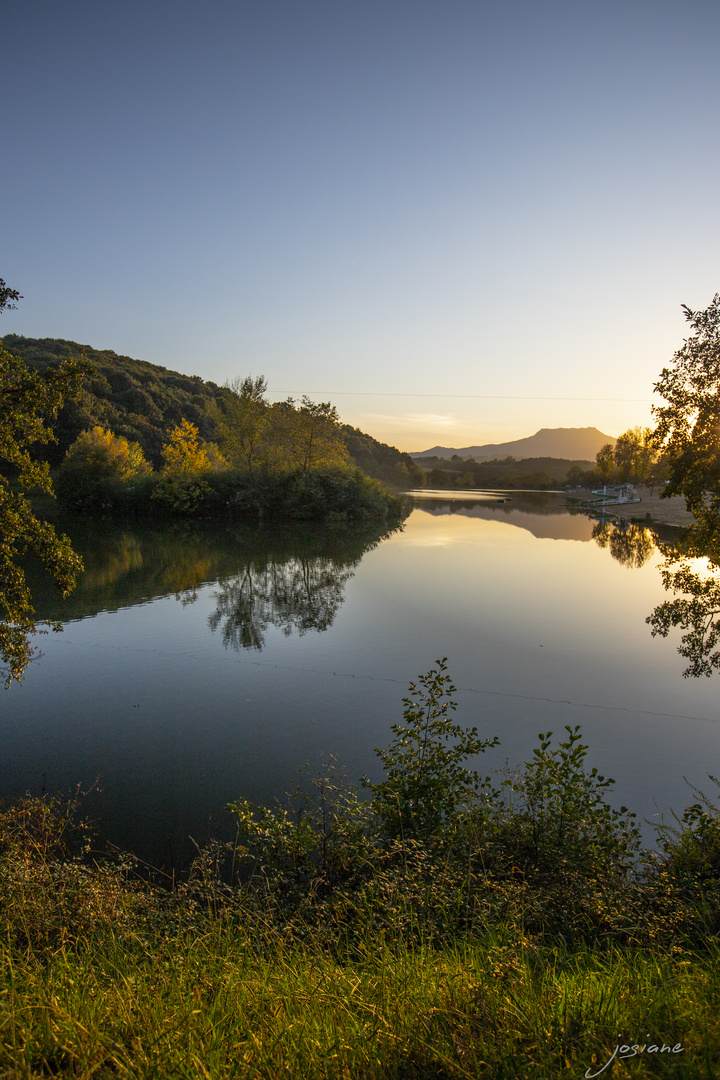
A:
2 335 422 487
417 428 674 493
588 426 670 490
417 454 593 490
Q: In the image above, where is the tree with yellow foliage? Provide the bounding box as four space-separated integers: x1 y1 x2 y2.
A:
155 420 225 514
62 426 151 481
161 419 225 474
57 427 152 511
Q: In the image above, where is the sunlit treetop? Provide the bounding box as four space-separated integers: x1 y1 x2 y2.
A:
61 426 151 481
161 419 225 474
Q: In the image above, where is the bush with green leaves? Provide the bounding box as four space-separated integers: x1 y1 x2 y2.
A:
228 662 648 945
362 658 499 842
227 761 373 917
283 466 397 521
470 727 643 940
643 776 720 944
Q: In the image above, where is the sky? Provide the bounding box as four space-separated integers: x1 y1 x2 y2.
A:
2 0 719 452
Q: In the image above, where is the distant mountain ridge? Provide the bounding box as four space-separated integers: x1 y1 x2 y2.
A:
410 427 615 462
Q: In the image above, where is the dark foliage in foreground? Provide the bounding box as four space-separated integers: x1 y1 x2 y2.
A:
227 660 720 951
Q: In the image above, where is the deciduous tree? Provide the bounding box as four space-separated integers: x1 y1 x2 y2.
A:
0 283 87 684
648 550 720 678
62 426 151 481
595 443 615 483
56 426 152 510
647 295 720 675
153 419 224 514
653 293 720 529
161 419 224 474
215 375 270 473
274 397 349 473
614 426 656 484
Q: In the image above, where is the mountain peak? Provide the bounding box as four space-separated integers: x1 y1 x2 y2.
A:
410 427 615 461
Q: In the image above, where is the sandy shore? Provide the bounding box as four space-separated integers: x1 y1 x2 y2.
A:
568 486 695 529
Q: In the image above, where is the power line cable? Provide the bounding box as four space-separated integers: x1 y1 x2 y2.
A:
63 638 712 726
267 390 655 403
229 658 716 726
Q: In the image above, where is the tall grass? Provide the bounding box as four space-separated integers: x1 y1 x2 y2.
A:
2 903 719 1078
3 662 720 1076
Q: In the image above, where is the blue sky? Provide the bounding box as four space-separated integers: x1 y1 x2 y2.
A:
3 0 719 451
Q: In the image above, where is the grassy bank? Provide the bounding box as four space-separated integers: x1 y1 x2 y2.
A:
2 903 718 1078
3 661 720 1076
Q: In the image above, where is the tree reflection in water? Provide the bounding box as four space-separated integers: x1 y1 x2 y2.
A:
592 516 720 679
208 556 354 650
28 520 401 638
591 520 655 569
647 529 720 678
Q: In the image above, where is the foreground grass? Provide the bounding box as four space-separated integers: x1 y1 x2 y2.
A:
1 894 719 1080
4 666 720 1078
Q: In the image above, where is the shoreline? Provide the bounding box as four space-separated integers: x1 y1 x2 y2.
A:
567 486 695 529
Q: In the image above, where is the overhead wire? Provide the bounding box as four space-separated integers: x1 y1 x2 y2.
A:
266 390 655 403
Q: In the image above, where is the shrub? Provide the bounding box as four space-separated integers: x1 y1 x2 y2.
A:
227 761 374 918
57 426 151 511
362 657 499 842
472 727 643 941
151 471 212 515
644 776 720 944
228 662 645 945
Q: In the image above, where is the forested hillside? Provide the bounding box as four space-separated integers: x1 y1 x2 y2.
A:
415 453 594 489
2 335 421 485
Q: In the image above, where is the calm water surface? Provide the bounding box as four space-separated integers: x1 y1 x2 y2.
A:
2 494 718 867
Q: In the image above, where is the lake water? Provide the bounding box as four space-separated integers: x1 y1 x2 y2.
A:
2 493 718 868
